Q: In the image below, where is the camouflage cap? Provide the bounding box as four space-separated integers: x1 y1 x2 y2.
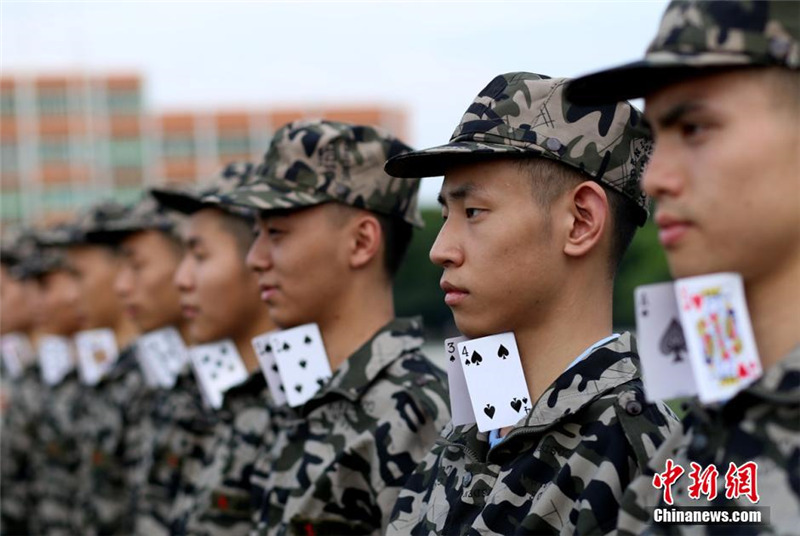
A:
85 193 185 244
151 161 256 220
566 0 800 105
35 201 130 247
385 72 652 225
0 227 38 269
210 120 424 227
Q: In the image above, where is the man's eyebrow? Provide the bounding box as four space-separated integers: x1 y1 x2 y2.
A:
437 182 479 207
648 101 705 130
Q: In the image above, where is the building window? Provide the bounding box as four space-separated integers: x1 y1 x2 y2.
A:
39 139 71 162
106 90 141 115
0 93 14 117
162 136 195 158
217 133 251 156
109 138 143 167
1 143 18 172
37 91 70 116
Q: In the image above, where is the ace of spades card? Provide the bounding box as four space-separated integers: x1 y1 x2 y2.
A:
75 328 119 386
444 336 476 426
268 324 332 408
251 330 287 406
457 332 532 432
0 333 35 379
188 339 249 410
634 282 698 402
676 273 761 404
137 327 189 388
38 335 75 386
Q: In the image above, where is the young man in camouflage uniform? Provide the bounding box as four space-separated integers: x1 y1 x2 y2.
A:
211 119 451 535
35 204 153 535
149 162 279 536
566 1 799 533
383 72 678 535
0 231 44 535
5 238 84 535
85 194 203 535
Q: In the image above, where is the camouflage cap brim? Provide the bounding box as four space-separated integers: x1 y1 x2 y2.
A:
213 182 333 214
150 188 206 216
384 140 541 179
565 57 753 105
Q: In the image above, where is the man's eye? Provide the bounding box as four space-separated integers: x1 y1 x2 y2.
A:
680 122 706 139
267 227 284 236
465 208 483 219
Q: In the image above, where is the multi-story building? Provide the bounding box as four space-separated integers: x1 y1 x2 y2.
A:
0 73 407 226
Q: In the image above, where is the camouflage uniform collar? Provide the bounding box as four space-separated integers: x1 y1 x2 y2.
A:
303 316 424 411
732 344 799 405
102 344 138 385
224 370 267 400
436 333 640 461
521 332 639 429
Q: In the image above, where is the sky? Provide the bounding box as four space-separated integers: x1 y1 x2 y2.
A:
1 0 669 205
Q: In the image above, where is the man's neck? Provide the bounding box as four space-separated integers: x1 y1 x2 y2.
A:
316 281 395 372
514 282 614 404
112 315 139 351
233 314 277 374
746 258 800 370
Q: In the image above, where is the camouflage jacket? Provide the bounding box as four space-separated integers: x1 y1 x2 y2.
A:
133 369 218 536
618 345 800 535
388 333 679 536
31 371 84 536
170 371 279 536
250 317 451 536
0 362 43 535
73 345 150 535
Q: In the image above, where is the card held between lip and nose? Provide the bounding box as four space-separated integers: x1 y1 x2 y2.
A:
188 339 249 410
457 332 531 432
75 328 119 386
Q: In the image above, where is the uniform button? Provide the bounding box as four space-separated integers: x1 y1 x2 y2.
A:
462 473 473 487
546 138 562 151
625 400 643 416
691 433 708 451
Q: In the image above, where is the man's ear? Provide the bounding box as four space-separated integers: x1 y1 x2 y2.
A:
348 213 383 270
563 181 609 259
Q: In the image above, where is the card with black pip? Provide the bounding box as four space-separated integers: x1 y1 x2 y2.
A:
444 335 475 426
188 339 249 410
457 332 532 432
634 282 698 402
268 323 332 408
251 330 287 406
75 328 119 386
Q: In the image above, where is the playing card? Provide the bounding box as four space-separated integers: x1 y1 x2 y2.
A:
188 339 249 410
251 330 287 406
634 282 698 402
0 333 35 379
268 324 332 408
75 328 119 386
457 332 532 432
38 335 76 386
675 273 762 404
444 336 475 426
136 327 189 389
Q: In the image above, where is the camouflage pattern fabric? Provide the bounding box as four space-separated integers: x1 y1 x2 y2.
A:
0 361 43 535
250 317 451 536
170 372 281 536
618 345 800 535
73 345 149 535
151 161 257 220
384 72 652 225
31 371 83 536
132 369 218 536
85 193 186 244
387 333 679 536
34 200 130 247
207 120 424 228
566 0 800 104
